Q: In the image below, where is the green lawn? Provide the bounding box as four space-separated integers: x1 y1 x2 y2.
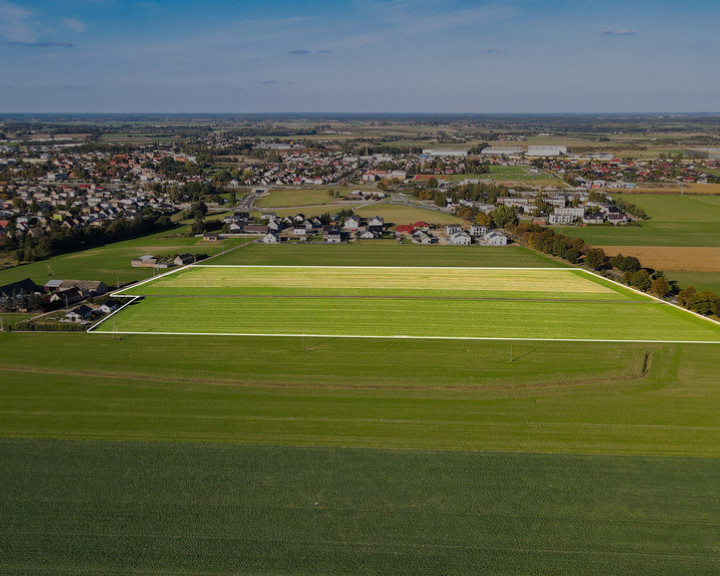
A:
2 440 718 576
0 228 247 287
555 194 720 247
208 243 564 267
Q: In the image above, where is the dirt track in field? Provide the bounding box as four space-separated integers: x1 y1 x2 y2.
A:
599 246 720 272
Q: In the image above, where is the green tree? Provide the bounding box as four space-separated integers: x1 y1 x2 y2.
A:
191 213 206 235
650 276 669 298
689 291 720 316
490 205 518 228
585 248 606 270
677 287 696 308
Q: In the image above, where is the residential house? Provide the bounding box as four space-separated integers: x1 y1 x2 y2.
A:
98 300 118 314
485 230 508 246
449 232 471 245
242 225 268 235
470 225 487 236
412 230 437 245
262 231 280 244
325 229 344 243
174 254 194 266
63 304 93 323
344 215 361 231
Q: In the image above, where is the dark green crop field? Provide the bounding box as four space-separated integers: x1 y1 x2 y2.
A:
2 440 719 576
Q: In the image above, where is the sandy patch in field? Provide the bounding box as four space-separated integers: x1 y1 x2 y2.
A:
599 246 720 272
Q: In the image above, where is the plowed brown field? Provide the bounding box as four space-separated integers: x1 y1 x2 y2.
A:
600 246 720 271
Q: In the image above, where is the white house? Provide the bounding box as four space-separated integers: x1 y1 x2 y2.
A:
63 304 93 323
98 300 118 314
344 216 361 231
446 224 462 235
262 232 280 244
449 232 471 246
485 230 508 246
470 225 487 237
367 216 385 229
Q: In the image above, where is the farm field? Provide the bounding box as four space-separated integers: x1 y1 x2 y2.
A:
667 271 720 294
2 333 720 455
3 241 720 575
255 188 350 208
353 203 466 224
0 227 247 287
119 265 635 300
556 194 720 247
2 440 719 576
451 165 560 185
103 265 720 342
208 242 563 267
598 246 720 272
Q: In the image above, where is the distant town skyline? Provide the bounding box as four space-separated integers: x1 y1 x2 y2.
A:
0 0 718 113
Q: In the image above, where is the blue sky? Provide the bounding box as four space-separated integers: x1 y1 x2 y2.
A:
0 0 718 113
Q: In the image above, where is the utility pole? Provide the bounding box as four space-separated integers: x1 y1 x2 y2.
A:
0 315 4 332
509 343 514 363
302 331 305 351
64 293 69 310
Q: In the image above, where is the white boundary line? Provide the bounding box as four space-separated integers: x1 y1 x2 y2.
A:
87 329 720 345
109 239 259 298
87 296 140 332
95 262 720 341
579 267 720 328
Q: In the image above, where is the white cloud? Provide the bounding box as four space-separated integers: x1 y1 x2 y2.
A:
63 17 87 33
0 0 36 42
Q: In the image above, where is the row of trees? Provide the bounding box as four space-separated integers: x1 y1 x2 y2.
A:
509 223 719 317
2 211 174 263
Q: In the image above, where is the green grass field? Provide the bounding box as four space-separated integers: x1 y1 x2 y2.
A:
208 242 564 267
0 227 246 287
556 194 720 247
450 165 560 185
3 332 720 455
256 188 348 208
354 203 466 224
2 242 720 575
104 265 720 342
667 271 720 294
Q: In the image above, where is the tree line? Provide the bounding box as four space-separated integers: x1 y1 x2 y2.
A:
2 211 174 264
508 223 719 318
